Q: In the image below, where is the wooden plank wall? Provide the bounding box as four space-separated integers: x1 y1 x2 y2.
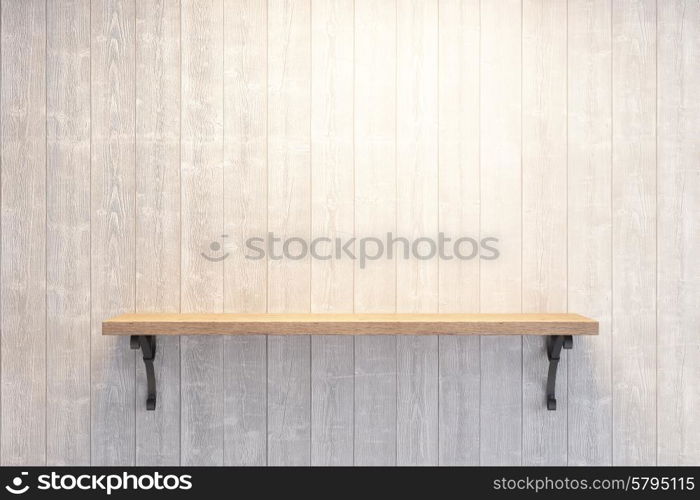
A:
0 0 698 466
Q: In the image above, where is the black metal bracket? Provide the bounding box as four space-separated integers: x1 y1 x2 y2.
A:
131 335 157 411
546 335 573 410
127 333 570 412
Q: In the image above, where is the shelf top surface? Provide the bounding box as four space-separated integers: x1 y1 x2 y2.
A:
103 313 598 336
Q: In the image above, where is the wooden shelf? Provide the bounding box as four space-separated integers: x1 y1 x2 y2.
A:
103 312 598 336
110 312 596 412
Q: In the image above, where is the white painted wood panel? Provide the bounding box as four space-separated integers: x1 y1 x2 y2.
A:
310 0 354 466
266 0 312 466
46 0 91 466
521 0 568 466
567 0 613 466
223 0 268 466
611 0 657 466
0 0 697 467
657 0 700 466
1 0 46 466
479 0 522 466
180 0 224 466
437 0 480 466
90 0 136 466
396 0 439 466
353 0 397 466
135 0 181 466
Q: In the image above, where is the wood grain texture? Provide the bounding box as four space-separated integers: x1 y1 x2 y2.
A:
311 335 353 465
180 0 224 466
521 0 568 466
266 0 312 466
267 336 311 465
135 0 181 466
90 0 135 466
310 0 354 466
223 335 266 465
397 335 438 465
0 0 46 465
353 0 397 466
103 313 599 335
612 0 657 466
439 335 480 465
395 0 438 466
567 0 613 466
2 0 699 468
437 0 480 465
45 0 90 466
267 0 311 311
354 335 396 465
657 0 700 466
222 0 267 466
479 0 522 466
396 0 438 315
310 0 353 312
353 0 396 313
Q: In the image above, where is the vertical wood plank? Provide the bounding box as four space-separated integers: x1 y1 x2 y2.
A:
90 0 136 466
135 0 181 465
353 0 397 466
180 0 224 466
611 0 656 466
657 0 700 466
521 0 568 465
310 0 354 466
397 335 438 466
223 0 267 466
0 0 46 465
479 0 522 466
567 0 613 465
267 335 310 466
46 0 90 466
437 0 480 466
396 0 438 466
267 0 311 466
311 336 353 465
354 336 396 465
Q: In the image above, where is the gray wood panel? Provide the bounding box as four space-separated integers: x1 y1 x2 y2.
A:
397 336 438 465
222 0 268 467
657 0 700 466
311 336 353 465
90 0 136 466
567 0 613 466
224 336 267 465
180 0 224 466
438 336 480 465
611 0 657 466
268 336 311 466
479 0 522 466
0 0 46 466
46 0 91 466
354 336 396 465
521 0 568 466
135 0 181 466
